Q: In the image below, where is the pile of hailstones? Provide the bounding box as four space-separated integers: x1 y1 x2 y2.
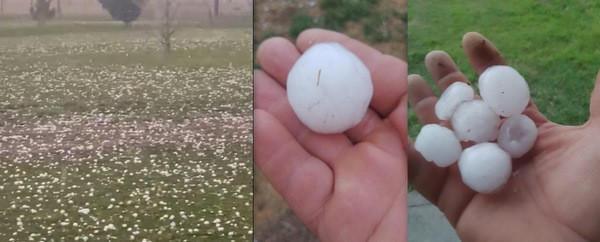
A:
415 65 537 194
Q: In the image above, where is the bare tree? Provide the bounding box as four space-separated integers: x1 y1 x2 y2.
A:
30 0 56 26
158 0 177 53
202 0 214 27
214 0 219 16
56 0 61 17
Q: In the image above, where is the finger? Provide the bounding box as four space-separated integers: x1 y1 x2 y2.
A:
389 95 409 149
345 109 384 144
522 100 549 126
463 32 548 125
254 70 353 167
407 73 477 226
256 37 300 87
407 141 446 204
408 74 440 125
425 50 472 91
296 28 407 118
462 32 506 75
407 140 476 226
589 69 600 117
254 109 333 233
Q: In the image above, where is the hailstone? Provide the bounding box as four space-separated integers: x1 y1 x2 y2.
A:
458 142 512 194
414 124 462 167
287 43 373 134
435 82 475 120
497 114 538 158
451 100 500 142
478 65 530 117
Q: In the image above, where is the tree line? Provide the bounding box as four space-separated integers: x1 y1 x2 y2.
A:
27 0 221 26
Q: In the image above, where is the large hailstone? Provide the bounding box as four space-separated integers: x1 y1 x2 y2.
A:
459 142 512 194
451 100 500 142
414 124 462 167
497 114 538 158
479 65 530 117
435 82 475 120
287 43 373 134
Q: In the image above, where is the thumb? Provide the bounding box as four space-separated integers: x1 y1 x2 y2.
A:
589 69 600 117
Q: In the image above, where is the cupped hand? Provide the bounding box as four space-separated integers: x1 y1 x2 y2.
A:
254 29 408 241
408 32 600 241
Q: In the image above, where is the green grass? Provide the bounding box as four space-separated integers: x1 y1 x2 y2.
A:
408 0 600 136
320 0 379 30
0 21 252 118
0 20 252 240
0 146 252 241
255 0 403 46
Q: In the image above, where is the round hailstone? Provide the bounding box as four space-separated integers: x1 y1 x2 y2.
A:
287 42 373 134
497 114 538 158
414 124 462 167
451 100 500 142
435 82 475 120
478 65 530 117
459 142 512 194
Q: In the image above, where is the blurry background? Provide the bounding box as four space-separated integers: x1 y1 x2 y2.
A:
0 0 252 241
1 0 250 22
253 0 406 241
408 0 600 241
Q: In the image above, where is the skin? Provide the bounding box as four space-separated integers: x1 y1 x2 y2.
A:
254 29 408 242
409 32 600 241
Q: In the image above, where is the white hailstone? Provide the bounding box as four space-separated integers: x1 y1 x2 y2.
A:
78 208 90 215
414 124 462 167
435 82 475 120
458 142 512 194
451 100 500 142
103 224 116 231
287 42 373 134
478 65 530 117
497 114 538 158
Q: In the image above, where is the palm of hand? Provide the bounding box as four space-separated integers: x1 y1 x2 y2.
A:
409 32 600 241
254 29 409 241
457 121 600 241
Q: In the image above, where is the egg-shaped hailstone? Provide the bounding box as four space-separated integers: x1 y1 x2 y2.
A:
458 142 512 194
435 82 475 120
497 114 538 158
287 43 373 134
414 124 462 167
478 65 530 117
451 100 500 142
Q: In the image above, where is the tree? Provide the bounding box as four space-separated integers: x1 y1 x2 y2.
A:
158 0 177 53
30 0 56 26
202 0 214 27
214 0 218 16
97 0 143 26
56 0 61 17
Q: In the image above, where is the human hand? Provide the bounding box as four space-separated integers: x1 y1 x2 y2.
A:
408 32 600 241
254 29 408 241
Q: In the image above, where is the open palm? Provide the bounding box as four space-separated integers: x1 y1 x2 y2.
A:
408 32 600 241
254 29 408 241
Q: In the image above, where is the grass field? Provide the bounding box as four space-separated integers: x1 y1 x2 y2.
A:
408 0 600 136
0 20 252 241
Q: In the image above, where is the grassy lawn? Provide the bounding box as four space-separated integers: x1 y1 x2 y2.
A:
0 20 252 241
408 0 600 136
